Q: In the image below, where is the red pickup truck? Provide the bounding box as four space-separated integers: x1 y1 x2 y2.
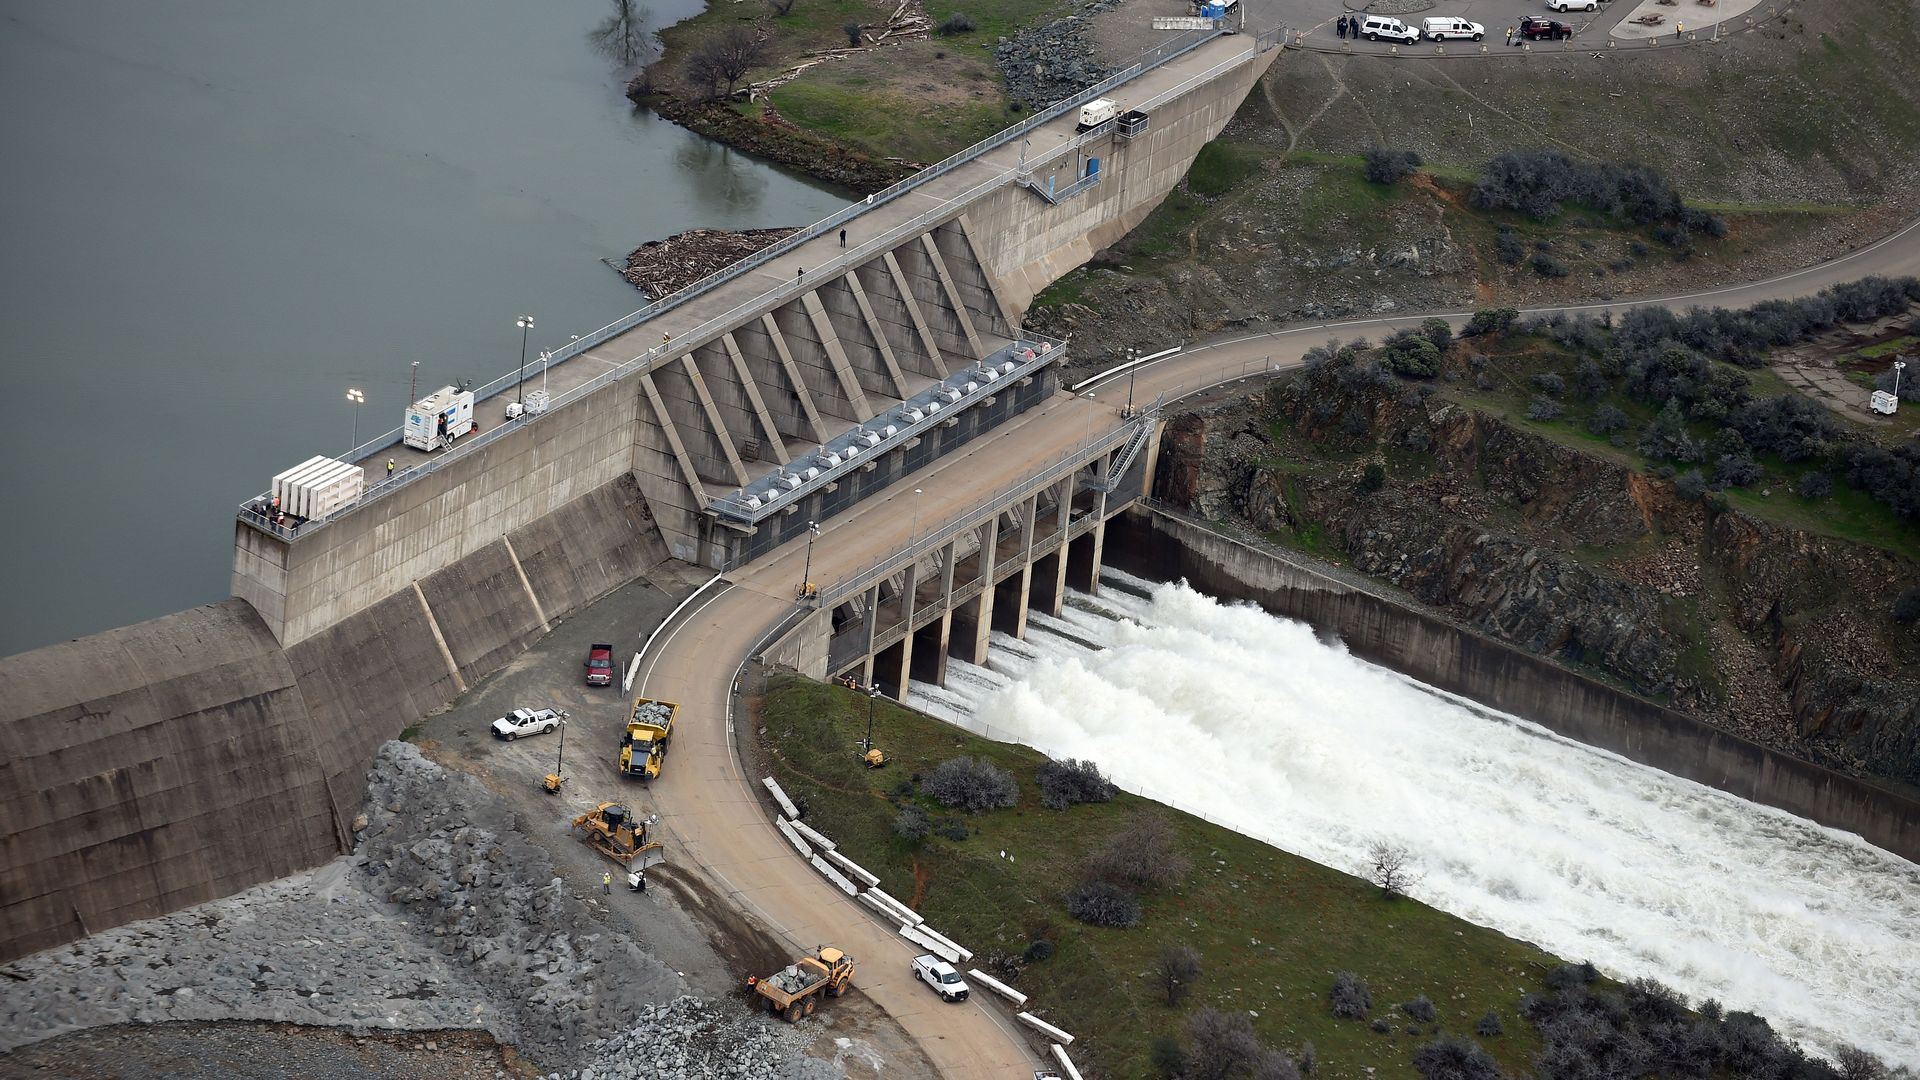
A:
584 643 615 687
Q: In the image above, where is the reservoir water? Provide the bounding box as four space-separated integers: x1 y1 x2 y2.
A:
0 0 847 655
909 569 1920 1068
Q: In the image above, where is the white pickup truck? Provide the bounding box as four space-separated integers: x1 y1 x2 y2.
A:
491 707 565 740
910 954 971 1002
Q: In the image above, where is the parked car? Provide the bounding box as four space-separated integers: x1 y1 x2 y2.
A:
1358 14 1420 42
584 642 614 686
1546 0 1598 9
910 954 971 1002
1520 16 1574 38
492 707 565 740
1420 16 1484 40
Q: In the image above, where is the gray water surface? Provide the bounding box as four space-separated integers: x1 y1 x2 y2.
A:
0 0 847 655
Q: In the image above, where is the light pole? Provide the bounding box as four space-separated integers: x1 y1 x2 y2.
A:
346 387 365 453
909 488 924 544
1125 345 1138 416
1896 360 1908 402
799 520 821 598
514 314 535 407
539 349 553 401
864 684 881 750
1082 390 1097 441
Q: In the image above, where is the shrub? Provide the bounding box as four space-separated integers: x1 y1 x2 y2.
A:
1252 1049 1302 1080
1420 317 1454 351
1469 150 1685 224
1360 461 1387 492
1531 252 1571 278
1712 453 1762 489
925 756 1018 812
1463 308 1519 337
1362 146 1423 185
1088 813 1190 889
1836 1046 1889 1080
1545 961 1600 989
1023 938 1055 962
1402 996 1437 1023
1533 372 1566 396
1844 442 1920 519
1496 231 1526 265
1475 1010 1503 1037
937 11 976 34
1155 943 1204 1006
1587 403 1629 435
1037 757 1115 810
1638 398 1702 463
1330 972 1372 1019
936 819 969 841
1674 469 1708 501
1893 588 1920 625
1527 396 1563 421
1383 330 1443 377
1298 1041 1316 1075
1730 394 1837 462
1797 471 1833 499
1187 1008 1262 1080
1370 1018 1391 1033
1066 879 1141 927
1341 408 1372 438
1150 1035 1190 1079
893 805 930 842
1412 1036 1504 1080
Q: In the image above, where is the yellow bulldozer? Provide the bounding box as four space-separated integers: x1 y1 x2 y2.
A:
618 697 677 781
570 802 665 869
749 946 855 1022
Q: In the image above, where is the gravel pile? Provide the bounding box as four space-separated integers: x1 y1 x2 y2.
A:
993 16 1108 109
353 741 682 1062
549 997 842 1080
0 742 823 1077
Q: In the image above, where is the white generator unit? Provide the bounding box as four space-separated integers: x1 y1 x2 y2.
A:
271 456 365 521
1076 98 1118 130
405 385 475 451
1870 390 1900 416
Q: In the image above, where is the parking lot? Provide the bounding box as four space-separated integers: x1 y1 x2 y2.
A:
1241 0 1759 49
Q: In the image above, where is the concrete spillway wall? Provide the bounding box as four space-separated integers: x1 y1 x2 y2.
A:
1109 507 1920 863
0 475 667 963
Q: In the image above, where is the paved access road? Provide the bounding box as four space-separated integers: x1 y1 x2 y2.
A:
633 215 1920 1080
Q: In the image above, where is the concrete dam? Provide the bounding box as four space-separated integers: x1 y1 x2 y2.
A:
0 27 1280 964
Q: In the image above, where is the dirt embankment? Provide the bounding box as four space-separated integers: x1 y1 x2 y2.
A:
638 94 914 194
1160 370 1920 788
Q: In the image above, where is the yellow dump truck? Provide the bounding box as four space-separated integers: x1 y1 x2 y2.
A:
618 696 677 781
749 946 855 1022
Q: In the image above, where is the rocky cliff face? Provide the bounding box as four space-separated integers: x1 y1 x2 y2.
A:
1160 371 1920 787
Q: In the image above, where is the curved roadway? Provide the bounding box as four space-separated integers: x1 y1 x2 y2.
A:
635 218 1920 1079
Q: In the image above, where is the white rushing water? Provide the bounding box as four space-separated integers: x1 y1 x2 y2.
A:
908 570 1920 1067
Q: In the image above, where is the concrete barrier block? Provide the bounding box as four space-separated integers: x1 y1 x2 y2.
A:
791 819 835 851
915 924 973 962
902 924 961 964
811 854 858 896
774 816 812 858
1052 1044 1085 1080
824 848 881 887
1019 1012 1074 1045
858 891 907 925
966 968 1027 1006
761 776 801 819
865 888 923 925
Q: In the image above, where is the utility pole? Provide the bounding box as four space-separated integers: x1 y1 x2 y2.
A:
1125 346 1138 416
799 520 821 599
514 314 535 408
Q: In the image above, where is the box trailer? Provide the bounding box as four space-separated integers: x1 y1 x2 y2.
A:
271 456 365 521
405 386 475 452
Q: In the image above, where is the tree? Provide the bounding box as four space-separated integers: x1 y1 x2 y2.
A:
925 756 1018 812
1420 317 1454 352
1587 403 1629 435
1673 469 1708 501
1088 813 1190 889
682 49 726 99
1411 1036 1504 1080
1364 840 1418 898
1475 1010 1503 1037
1360 461 1387 492
1797 471 1833 500
892 805 930 842
1463 308 1519 337
1187 1008 1263 1080
1155 944 1203 1006
1835 1046 1889 1080
695 26 766 97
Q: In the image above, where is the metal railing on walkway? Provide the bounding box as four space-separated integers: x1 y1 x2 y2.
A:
811 415 1149 608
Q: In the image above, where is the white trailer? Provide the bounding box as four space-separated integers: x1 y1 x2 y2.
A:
271 456 365 521
405 386 475 452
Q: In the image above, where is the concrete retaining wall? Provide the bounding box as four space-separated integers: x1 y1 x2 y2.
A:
1109 508 1920 863
0 475 669 963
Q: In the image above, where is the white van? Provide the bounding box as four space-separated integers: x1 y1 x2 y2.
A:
1420 16 1484 39
1359 15 1420 42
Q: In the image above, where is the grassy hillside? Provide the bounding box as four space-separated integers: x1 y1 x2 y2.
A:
757 674 1564 1079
